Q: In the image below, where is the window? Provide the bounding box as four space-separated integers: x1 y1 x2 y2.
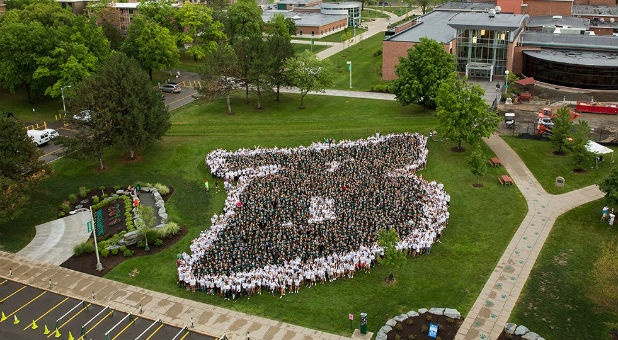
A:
455 28 509 76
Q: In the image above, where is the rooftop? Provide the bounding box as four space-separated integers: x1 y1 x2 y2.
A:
436 1 496 12
523 49 618 67
320 1 362 8
527 16 590 29
572 5 618 16
112 2 139 9
385 10 458 44
447 12 529 31
277 0 320 4
520 31 618 50
262 10 348 27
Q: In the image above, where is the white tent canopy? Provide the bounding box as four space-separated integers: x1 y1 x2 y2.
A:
585 140 614 167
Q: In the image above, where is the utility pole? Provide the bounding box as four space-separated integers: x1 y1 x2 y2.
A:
61 85 72 114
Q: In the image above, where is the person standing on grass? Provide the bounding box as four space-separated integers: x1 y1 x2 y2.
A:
602 205 609 221
205 180 209 192
609 209 615 228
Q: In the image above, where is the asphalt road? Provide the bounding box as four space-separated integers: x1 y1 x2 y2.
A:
0 279 215 340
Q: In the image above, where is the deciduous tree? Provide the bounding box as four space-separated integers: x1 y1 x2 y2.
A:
266 14 295 101
391 37 456 109
377 228 406 282
570 120 594 171
599 166 618 205
200 43 240 114
284 51 333 109
177 3 225 61
468 143 488 186
549 106 573 154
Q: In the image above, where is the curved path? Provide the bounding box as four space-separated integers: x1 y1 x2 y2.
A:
455 134 603 340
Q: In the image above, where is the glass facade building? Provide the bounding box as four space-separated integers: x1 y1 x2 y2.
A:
455 28 510 78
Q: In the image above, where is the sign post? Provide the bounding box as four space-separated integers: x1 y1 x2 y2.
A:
349 314 353 330
89 206 103 271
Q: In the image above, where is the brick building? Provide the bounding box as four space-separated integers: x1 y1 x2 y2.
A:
262 10 348 38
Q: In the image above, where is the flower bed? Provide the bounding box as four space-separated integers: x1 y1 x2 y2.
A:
377 308 462 340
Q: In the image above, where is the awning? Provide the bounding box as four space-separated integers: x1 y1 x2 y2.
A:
586 140 614 155
515 77 536 86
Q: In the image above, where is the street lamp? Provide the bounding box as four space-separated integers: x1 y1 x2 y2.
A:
347 61 352 89
61 85 72 114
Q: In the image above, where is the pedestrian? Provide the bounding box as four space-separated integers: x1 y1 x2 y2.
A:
216 181 220 193
602 205 609 221
609 209 615 228
205 180 209 192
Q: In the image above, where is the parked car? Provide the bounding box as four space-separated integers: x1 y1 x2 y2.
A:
27 129 51 146
161 83 181 93
42 128 59 139
73 110 93 122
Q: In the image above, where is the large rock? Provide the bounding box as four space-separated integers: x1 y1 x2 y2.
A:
428 308 444 316
406 310 419 318
515 325 530 336
158 207 166 215
141 187 151 193
123 230 144 246
155 200 165 208
522 332 540 340
375 334 386 340
106 245 122 251
159 213 168 223
385 319 396 327
505 323 517 335
116 189 124 194
153 192 162 201
80 199 89 204
379 325 392 334
393 314 407 322
418 308 428 314
444 308 461 319
153 223 167 230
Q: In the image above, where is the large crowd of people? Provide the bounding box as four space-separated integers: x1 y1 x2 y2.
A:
177 133 450 299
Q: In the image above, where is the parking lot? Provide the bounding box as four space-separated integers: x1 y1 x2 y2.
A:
0 279 215 340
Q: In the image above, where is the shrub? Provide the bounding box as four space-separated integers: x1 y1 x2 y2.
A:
405 318 414 326
111 248 119 255
74 241 95 256
373 48 382 56
122 249 134 257
143 229 161 243
407 335 415 340
99 185 106 191
425 314 433 321
60 202 71 213
154 183 170 195
102 193 108 198
160 222 180 238
395 335 401 340
153 239 163 247
100 248 109 258
394 323 403 331
137 240 145 248
78 186 88 198
421 325 428 333
68 194 77 204
113 185 121 190
120 245 128 253
92 196 99 204
371 84 390 93
58 211 65 217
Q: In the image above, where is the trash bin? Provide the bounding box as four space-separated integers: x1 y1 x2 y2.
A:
360 313 367 334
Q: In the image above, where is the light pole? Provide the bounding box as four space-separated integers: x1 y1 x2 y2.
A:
89 206 104 271
347 61 352 88
61 85 72 114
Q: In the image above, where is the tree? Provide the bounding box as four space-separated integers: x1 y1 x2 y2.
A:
570 120 594 171
391 38 456 109
137 205 156 251
67 53 170 160
468 143 488 186
201 43 240 114
225 0 263 45
0 117 49 221
436 74 499 151
266 14 295 101
549 106 573 154
411 0 433 14
137 0 180 39
377 228 406 282
284 51 333 109
245 38 272 109
599 167 618 205
122 16 179 80
177 3 225 61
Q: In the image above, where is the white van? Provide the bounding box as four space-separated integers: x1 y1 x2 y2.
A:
27 129 51 146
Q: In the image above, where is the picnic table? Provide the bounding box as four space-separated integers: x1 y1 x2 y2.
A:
498 174 513 186
488 158 502 167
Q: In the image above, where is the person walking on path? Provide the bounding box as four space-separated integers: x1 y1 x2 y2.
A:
602 205 609 221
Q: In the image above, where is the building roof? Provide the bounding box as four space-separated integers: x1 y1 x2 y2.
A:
572 5 618 17
447 12 529 31
520 31 618 50
385 10 458 43
523 49 618 67
436 1 496 12
262 10 347 27
112 2 139 8
527 16 590 29
320 1 362 8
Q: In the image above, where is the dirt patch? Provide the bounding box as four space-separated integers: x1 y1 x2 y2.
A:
386 314 463 340
451 146 466 153
120 155 144 164
572 168 587 173
552 150 567 156
473 183 484 188
60 226 187 276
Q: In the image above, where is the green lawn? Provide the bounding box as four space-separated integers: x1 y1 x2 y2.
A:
294 27 367 43
510 200 618 340
367 6 412 15
362 9 390 19
175 52 204 73
1 92 527 335
293 43 329 54
326 32 387 91
0 89 62 123
502 136 617 194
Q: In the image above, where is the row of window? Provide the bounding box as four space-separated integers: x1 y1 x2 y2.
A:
523 54 618 90
298 23 346 36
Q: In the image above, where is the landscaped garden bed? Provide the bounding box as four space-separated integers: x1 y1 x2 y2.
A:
378 308 463 340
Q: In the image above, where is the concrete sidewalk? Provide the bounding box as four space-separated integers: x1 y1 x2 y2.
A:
279 87 396 101
455 135 604 340
0 251 351 340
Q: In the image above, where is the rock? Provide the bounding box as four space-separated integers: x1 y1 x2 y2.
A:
428 308 444 316
111 194 118 198
155 200 165 208
153 192 162 201
153 223 167 230
106 245 122 251
406 310 419 318
159 213 168 223
80 199 89 204
444 308 461 319
379 325 392 334
505 323 517 335
537 337 546 340
386 319 396 327
141 187 151 193
418 308 428 314
123 230 144 246
151 188 159 194
522 332 540 340
375 334 386 340
74 204 83 209
158 207 166 215
515 325 529 336
116 189 124 194
393 314 407 322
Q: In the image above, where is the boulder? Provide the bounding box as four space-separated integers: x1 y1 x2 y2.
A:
515 325 529 336
141 187 151 193
375 334 387 340
153 192 162 201
406 310 419 318
444 308 461 319
504 323 517 335
418 308 428 314
74 204 83 209
393 314 407 322
153 223 167 230
379 325 392 334
111 194 118 198
155 200 165 208
123 230 143 246
522 332 540 340
80 199 89 204
106 245 122 251
386 319 396 327
428 308 444 316
159 213 168 223
158 207 166 216
116 189 124 194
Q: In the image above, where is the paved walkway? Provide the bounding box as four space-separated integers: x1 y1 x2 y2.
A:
0 251 351 340
17 211 91 265
279 87 396 101
455 134 604 340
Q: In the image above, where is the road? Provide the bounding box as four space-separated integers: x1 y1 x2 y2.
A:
0 278 214 340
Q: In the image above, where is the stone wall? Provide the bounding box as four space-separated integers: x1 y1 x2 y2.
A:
504 322 546 340
375 307 462 340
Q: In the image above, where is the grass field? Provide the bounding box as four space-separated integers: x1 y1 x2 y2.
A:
510 200 618 340
362 9 390 19
326 32 388 91
502 136 617 194
367 6 412 15
0 92 527 335
294 28 367 43
175 52 204 73
0 89 62 122
293 43 329 55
